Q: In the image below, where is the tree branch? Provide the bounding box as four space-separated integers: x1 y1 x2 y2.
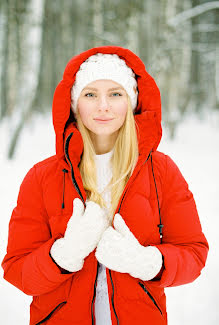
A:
168 2 219 27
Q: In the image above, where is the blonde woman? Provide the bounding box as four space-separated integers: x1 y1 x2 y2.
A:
2 47 209 325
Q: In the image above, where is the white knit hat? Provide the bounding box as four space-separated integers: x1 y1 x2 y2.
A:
71 53 138 113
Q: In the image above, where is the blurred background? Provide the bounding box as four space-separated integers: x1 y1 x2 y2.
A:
0 0 219 324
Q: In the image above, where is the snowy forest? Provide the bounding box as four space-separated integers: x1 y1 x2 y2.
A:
0 0 219 157
0 0 219 324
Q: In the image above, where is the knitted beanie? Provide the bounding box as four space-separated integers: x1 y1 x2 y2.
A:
71 53 138 113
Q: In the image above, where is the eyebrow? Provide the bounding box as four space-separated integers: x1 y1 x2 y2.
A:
82 86 124 91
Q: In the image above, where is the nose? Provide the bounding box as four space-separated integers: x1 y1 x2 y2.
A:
98 95 110 111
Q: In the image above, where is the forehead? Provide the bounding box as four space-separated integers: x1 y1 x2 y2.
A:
82 79 124 91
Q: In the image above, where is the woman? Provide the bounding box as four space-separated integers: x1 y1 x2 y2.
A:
1 46 209 325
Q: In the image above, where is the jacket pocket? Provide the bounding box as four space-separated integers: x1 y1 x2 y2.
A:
138 281 163 316
35 301 67 324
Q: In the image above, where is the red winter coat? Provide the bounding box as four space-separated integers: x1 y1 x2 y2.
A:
2 46 209 325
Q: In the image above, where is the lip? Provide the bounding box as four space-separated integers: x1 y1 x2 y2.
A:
94 118 114 123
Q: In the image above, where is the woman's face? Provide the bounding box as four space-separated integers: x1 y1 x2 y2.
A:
77 79 128 143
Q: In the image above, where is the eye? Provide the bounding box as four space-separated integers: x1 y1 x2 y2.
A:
111 92 122 97
84 92 95 97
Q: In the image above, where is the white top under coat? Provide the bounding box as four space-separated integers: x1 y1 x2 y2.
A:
94 148 114 325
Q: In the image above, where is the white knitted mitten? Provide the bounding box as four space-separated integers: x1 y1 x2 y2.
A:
95 213 163 281
50 198 109 272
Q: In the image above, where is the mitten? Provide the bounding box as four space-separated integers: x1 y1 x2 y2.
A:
95 213 163 281
50 198 109 272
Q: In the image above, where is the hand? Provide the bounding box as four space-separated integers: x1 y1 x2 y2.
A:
95 213 163 281
50 198 110 272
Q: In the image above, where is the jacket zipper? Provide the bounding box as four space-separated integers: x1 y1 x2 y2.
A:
64 132 99 323
138 281 163 316
109 269 119 324
64 133 153 324
64 132 86 206
108 150 153 324
36 301 67 324
91 262 99 324
90 264 120 325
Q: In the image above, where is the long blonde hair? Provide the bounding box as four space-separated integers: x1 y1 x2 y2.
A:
74 96 139 223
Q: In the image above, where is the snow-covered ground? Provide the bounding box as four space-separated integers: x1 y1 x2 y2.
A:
0 110 218 324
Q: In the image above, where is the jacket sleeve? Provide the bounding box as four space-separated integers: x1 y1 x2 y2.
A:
1 165 75 296
150 154 209 288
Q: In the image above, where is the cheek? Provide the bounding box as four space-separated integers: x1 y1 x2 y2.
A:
78 104 90 122
117 102 128 119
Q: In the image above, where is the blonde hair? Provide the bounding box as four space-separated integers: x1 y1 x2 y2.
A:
74 95 139 223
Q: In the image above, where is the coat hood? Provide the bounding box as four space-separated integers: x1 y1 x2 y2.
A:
52 46 162 166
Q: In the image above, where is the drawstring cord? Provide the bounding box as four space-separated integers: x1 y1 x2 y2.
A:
62 169 68 209
150 152 164 243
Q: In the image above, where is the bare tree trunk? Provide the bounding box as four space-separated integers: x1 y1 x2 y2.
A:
164 0 178 138
73 0 89 54
215 43 219 108
190 0 202 111
126 9 139 55
140 0 160 63
92 0 104 47
8 0 45 159
0 0 10 119
177 0 192 116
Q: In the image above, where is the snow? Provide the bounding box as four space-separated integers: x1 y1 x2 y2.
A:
0 110 218 324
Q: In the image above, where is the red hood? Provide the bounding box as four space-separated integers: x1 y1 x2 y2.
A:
52 46 162 167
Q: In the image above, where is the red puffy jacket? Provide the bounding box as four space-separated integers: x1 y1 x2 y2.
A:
1 46 209 325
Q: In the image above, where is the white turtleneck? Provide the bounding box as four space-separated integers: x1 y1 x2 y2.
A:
94 148 114 325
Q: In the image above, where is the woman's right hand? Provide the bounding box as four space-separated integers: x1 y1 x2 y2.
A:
50 198 109 272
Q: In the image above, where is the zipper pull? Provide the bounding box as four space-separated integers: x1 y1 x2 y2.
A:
61 169 68 209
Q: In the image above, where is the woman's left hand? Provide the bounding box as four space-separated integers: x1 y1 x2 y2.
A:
95 213 163 281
